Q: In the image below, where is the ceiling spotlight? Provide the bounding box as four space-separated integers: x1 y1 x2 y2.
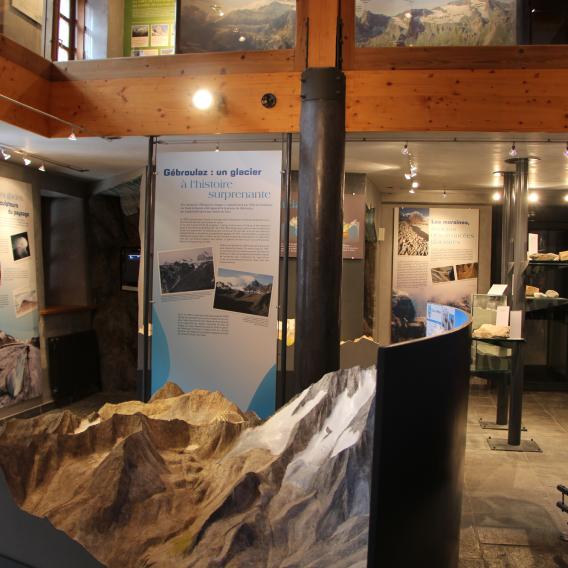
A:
410 164 418 174
564 194 568 202
219 10 224 16
405 11 412 18
401 143 409 156
68 130 77 141
1 149 11 160
38 163 46 172
215 142 220 152
528 192 539 203
192 88 214 110
409 188 416 194
442 189 448 199
492 191 502 201
509 143 518 157
238 35 246 43
23 157 31 166
412 181 419 189
404 173 412 180
564 143 568 158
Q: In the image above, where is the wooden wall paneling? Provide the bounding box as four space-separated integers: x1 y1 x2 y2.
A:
49 72 302 137
306 0 340 68
294 0 308 71
350 45 568 70
0 54 51 137
345 69 568 132
51 50 298 82
340 0 356 68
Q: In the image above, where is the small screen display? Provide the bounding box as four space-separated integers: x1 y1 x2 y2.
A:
121 248 141 289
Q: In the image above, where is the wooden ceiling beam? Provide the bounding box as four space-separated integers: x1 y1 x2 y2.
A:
49 72 302 137
0 36 51 137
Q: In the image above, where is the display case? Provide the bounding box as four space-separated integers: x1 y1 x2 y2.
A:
471 294 511 374
525 261 568 389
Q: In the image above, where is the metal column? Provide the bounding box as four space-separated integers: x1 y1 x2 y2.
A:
488 157 541 452
501 171 515 287
277 133 293 409
141 136 158 402
293 67 346 396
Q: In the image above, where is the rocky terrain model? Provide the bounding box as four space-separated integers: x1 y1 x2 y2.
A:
0 367 376 567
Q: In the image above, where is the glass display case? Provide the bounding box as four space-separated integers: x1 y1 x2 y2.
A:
471 294 512 374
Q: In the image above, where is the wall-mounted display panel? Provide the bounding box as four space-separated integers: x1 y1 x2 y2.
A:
124 0 177 57
355 0 517 47
11 0 44 24
392 206 479 343
151 151 282 418
0 177 42 409
177 0 296 53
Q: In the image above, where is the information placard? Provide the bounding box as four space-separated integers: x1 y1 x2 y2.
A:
152 151 282 418
0 178 41 409
392 207 479 343
124 0 176 57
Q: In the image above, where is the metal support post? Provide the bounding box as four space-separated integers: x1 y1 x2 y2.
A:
293 67 346 396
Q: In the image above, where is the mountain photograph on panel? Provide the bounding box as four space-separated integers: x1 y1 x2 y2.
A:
177 0 296 53
214 268 273 317
398 207 430 256
0 332 41 408
355 0 516 47
158 247 215 295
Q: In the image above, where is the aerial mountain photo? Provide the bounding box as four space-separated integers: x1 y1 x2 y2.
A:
355 0 516 47
0 331 41 408
214 268 273 317
158 247 215 295
177 0 296 53
398 207 430 256
0 366 376 568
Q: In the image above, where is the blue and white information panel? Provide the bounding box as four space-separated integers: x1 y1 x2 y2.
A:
426 302 469 337
152 151 282 418
0 178 42 410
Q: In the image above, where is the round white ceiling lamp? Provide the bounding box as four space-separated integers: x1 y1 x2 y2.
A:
528 192 539 203
192 89 215 111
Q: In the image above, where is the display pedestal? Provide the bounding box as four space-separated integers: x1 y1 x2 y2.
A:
487 436 541 452
479 420 526 432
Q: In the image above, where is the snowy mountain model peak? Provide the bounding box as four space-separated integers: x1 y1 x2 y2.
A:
0 365 377 567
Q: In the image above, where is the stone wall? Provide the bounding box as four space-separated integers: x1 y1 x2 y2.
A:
88 195 139 392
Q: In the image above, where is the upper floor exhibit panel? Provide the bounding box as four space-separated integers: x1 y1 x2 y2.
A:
1 0 567 69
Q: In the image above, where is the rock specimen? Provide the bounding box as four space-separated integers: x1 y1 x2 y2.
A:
472 324 510 339
545 289 560 298
526 285 539 297
0 369 376 568
530 252 559 262
560 250 568 262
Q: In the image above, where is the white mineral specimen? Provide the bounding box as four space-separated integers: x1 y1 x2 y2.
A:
472 324 510 339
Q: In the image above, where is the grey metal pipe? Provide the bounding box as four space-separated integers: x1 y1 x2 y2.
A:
506 157 530 446
278 133 293 408
294 67 346 395
500 171 515 288
142 136 157 402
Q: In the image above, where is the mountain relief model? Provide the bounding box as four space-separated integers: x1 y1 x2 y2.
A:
356 0 515 47
0 366 376 567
